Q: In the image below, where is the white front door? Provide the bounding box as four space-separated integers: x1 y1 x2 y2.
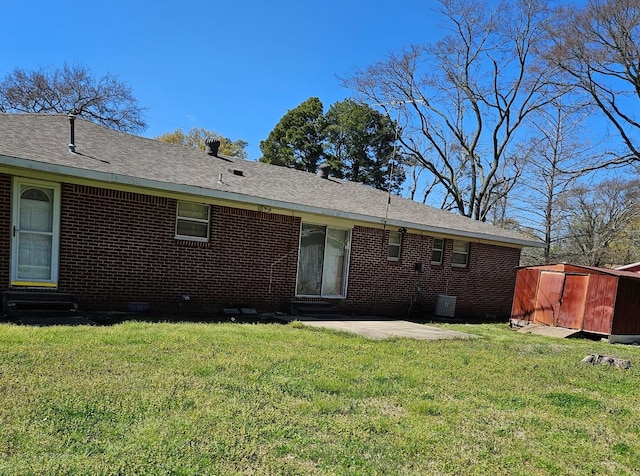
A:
11 178 61 287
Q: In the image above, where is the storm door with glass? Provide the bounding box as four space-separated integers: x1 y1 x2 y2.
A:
11 179 61 287
296 223 351 297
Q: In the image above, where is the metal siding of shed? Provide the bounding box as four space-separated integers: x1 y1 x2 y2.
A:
511 268 540 322
611 278 640 335
582 274 616 335
512 263 640 336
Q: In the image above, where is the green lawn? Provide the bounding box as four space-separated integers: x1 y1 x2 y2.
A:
0 320 638 475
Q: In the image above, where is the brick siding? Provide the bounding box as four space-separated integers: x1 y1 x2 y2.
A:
0 175 11 291
1 174 520 317
58 183 300 312
344 225 520 318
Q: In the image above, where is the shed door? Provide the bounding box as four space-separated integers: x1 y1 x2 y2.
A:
10 178 61 287
556 274 589 330
534 271 589 329
534 271 564 325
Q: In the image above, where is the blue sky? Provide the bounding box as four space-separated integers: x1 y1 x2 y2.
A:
2 0 438 160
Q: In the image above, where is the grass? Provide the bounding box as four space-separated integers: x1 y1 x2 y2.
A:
0 320 639 475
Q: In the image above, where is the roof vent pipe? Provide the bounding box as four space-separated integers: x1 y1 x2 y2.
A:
317 163 331 179
68 112 76 153
205 138 220 156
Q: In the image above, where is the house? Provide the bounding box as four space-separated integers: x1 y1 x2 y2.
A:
0 113 540 318
510 263 640 343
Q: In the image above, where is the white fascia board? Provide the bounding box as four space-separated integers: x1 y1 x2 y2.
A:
382 218 544 248
1 155 542 249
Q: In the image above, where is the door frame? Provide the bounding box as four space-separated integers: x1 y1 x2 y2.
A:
295 222 352 298
10 177 61 288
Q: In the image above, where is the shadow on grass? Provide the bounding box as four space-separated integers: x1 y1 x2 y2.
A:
1 308 511 327
1 311 289 327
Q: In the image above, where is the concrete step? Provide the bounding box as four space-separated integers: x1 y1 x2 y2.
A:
3 291 78 314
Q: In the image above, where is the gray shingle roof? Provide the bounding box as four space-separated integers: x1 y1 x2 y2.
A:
0 113 541 247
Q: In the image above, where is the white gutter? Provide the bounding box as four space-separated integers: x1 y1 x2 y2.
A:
0 154 544 248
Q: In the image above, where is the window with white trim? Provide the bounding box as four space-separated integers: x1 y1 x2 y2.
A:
175 201 210 241
452 240 470 267
388 231 402 261
431 238 444 265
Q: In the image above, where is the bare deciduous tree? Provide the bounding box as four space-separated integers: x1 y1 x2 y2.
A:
514 100 607 263
550 0 640 164
554 178 640 266
344 0 562 221
0 63 147 133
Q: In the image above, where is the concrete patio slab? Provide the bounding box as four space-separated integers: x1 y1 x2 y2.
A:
300 319 479 340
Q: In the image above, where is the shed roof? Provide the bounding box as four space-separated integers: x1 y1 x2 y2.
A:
521 263 640 280
615 262 640 272
0 113 541 247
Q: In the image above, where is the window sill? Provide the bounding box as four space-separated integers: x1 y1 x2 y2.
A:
175 234 209 242
175 239 211 248
295 294 347 300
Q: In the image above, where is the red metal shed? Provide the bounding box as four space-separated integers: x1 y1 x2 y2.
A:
510 263 640 343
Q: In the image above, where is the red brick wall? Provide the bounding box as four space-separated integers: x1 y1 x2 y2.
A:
1 174 520 317
0 174 11 292
58 183 300 312
344 225 521 318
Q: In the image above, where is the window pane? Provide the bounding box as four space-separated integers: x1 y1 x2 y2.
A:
452 241 469 266
22 188 51 202
176 202 210 241
297 224 325 295
431 238 444 263
18 232 52 279
388 231 401 260
297 225 350 297
389 232 401 245
20 188 53 232
322 228 349 295
453 240 469 253
176 220 208 238
388 246 401 259
178 202 209 220
451 253 468 266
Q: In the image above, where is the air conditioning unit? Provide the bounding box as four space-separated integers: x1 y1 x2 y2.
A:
435 294 457 317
